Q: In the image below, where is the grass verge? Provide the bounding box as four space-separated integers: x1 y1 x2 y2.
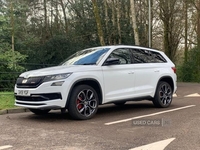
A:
0 92 15 110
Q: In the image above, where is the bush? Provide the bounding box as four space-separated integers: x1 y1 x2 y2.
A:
177 47 200 82
0 47 27 91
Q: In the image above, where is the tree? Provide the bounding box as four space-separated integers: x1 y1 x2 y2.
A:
59 0 68 35
184 0 188 62
92 0 105 46
130 0 140 45
191 0 200 76
159 0 183 62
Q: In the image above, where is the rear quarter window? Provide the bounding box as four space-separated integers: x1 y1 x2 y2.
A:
131 48 167 63
150 51 167 63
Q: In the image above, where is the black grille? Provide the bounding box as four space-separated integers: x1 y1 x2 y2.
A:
15 93 62 101
16 77 44 88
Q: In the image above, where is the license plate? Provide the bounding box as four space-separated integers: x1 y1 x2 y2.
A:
17 90 30 96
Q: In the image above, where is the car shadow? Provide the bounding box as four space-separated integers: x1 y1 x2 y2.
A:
25 101 157 122
98 102 154 113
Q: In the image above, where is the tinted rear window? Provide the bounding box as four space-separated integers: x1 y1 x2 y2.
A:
131 49 166 63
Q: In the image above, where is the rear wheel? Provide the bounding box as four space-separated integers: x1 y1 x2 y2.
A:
29 109 51 115
68 85 99 120
153 81 173 108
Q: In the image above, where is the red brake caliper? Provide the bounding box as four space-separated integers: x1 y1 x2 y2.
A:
77 96 83 110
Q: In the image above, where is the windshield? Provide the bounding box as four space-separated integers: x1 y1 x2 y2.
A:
61 48 110 65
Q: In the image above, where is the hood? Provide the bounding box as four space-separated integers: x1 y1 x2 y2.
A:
19 65 99 78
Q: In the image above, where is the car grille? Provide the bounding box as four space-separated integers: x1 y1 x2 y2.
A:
16 77 44 88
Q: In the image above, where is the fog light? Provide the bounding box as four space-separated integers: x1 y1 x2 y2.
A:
51 81 64 86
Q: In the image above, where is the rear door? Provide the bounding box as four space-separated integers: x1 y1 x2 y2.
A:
130 48 167 97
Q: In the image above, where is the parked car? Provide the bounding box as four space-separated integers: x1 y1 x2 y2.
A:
14 45 177 120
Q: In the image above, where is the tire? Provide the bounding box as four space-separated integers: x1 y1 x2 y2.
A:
29 109 51 115
68 85 99 120
153 81 173 108
114 101 126 106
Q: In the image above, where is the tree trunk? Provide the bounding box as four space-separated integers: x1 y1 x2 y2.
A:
148 0 153 47
10 1 14 52
10 1 15 69
184 0 188 62
92 0 105 46
44 0 47 32
43 0 49 41
196 0 200 72
55 1 59 31
111 0 116 44
116 0 122 44
130 0 140 45
60 0 68 35
103 0 109 42
163 21 171 58
197 1 200 48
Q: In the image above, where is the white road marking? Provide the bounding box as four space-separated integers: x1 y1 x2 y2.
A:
173 94 177 97
184 93 200 97
0 145 13 150
129 138 175 150
105 105 195 125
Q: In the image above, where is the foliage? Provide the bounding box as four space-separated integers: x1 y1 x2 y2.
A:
0 48 27 91
26 36 79 69
177 47 200 82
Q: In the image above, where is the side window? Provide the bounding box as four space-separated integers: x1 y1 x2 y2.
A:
130 48 167 63
131 48 151 63
150 51 167 63
109 48 131 64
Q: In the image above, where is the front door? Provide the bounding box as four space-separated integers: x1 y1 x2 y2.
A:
102 48 135 103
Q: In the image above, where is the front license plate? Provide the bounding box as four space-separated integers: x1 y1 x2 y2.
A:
17 90 30 96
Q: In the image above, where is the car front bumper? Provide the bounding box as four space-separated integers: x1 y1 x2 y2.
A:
14 80 70 109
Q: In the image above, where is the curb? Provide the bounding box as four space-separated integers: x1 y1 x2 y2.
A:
0 107 30 115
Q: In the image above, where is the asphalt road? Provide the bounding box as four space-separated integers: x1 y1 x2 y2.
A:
0 82 200 150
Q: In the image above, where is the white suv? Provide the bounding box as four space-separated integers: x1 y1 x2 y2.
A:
14 45 177 120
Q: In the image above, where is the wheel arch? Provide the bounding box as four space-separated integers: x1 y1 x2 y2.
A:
157 76 174 92
65 78 103 108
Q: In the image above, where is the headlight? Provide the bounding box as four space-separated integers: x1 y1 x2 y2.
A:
43 73 72 82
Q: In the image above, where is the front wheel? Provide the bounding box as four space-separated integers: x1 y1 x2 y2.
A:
68 85 99 120
153 81 173 108
29 109 51 115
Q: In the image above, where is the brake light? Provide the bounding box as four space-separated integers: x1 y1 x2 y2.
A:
172 67 176 73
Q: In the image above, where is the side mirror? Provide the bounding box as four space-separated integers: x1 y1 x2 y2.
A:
103 58 120 66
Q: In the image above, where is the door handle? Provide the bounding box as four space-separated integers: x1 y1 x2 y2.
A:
128 71 134 74
154 70 160 72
